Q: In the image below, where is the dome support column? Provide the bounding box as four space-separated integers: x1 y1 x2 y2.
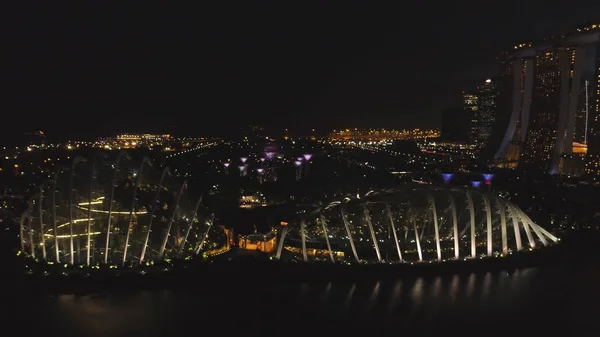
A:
69 156 88 265
179 195 203 255
195 213 215 254
124 157 153 265
449 195 460 259
51 168 60 263
319 215 335 263
105 151 131 264
363 204 381 262
411 208 423 262
466 191 477 258
518 209 548 246
495 198 508 255
140 167 170 264
159 179 186 260
428 195 442 261
508 205 523 251
482 194 493 257
39 183 47 260
300 220 308 262
275 226 288 260
340 207 360 263
384 203 402 262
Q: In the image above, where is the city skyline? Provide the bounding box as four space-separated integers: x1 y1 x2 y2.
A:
5 4 600 335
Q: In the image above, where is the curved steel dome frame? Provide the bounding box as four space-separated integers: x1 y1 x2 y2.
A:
275 185 558 263
16 153 218 266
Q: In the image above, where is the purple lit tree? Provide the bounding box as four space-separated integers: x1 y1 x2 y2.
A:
256 168 264 183
223 162 230 175
441 173 453 184
483 173 494 186
295 161 302 180
302 154 312 177
471 181 481 188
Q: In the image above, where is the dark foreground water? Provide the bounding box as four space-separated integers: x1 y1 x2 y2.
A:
9 265 600 337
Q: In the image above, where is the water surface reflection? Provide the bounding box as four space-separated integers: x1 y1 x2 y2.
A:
14 266 600 336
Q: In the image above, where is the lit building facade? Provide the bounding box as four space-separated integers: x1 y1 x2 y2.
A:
463 93 479 144
468 79 497 147
585 39 600 176
490 24 600 175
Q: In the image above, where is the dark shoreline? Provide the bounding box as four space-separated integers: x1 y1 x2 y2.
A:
8 241 596 294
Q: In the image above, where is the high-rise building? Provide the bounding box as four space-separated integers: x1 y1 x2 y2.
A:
440 107 469 142
463 92 479 141
584 42 600 176
469 79 497 146
487 23 600 175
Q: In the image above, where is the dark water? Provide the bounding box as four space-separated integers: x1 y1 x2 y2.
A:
11 266 600 336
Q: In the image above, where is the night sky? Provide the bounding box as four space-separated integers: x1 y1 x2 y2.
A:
4 1 600 139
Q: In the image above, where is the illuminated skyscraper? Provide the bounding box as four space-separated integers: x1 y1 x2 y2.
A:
584 42 600 176
469 79 497 147
488 23 600 174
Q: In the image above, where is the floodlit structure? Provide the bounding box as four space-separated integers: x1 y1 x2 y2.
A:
294 160 302 180
256 168 264 184
18 154 221 266
276 185 558 263
441 173 453 184
238 165 247 177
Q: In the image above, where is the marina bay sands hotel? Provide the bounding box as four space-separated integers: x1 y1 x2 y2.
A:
487 23 600 175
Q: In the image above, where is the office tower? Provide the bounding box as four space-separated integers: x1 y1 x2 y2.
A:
469 79 497 147
584 42 600 176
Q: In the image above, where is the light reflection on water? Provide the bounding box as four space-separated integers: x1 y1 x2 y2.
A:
13 266 600 336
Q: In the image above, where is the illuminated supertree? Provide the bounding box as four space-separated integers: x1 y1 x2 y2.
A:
240 157 248 164
256 168 264 184
223 162 230 175
294 161 302 180
471 181 482 188
302 154 312 177
483 173 495 188
441 173 453 184
264 152 275 159
238 165 247 177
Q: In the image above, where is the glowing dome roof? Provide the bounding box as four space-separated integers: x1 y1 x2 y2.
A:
275 185 558 263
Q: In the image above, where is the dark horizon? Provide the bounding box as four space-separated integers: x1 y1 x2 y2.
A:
4 2 600 141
